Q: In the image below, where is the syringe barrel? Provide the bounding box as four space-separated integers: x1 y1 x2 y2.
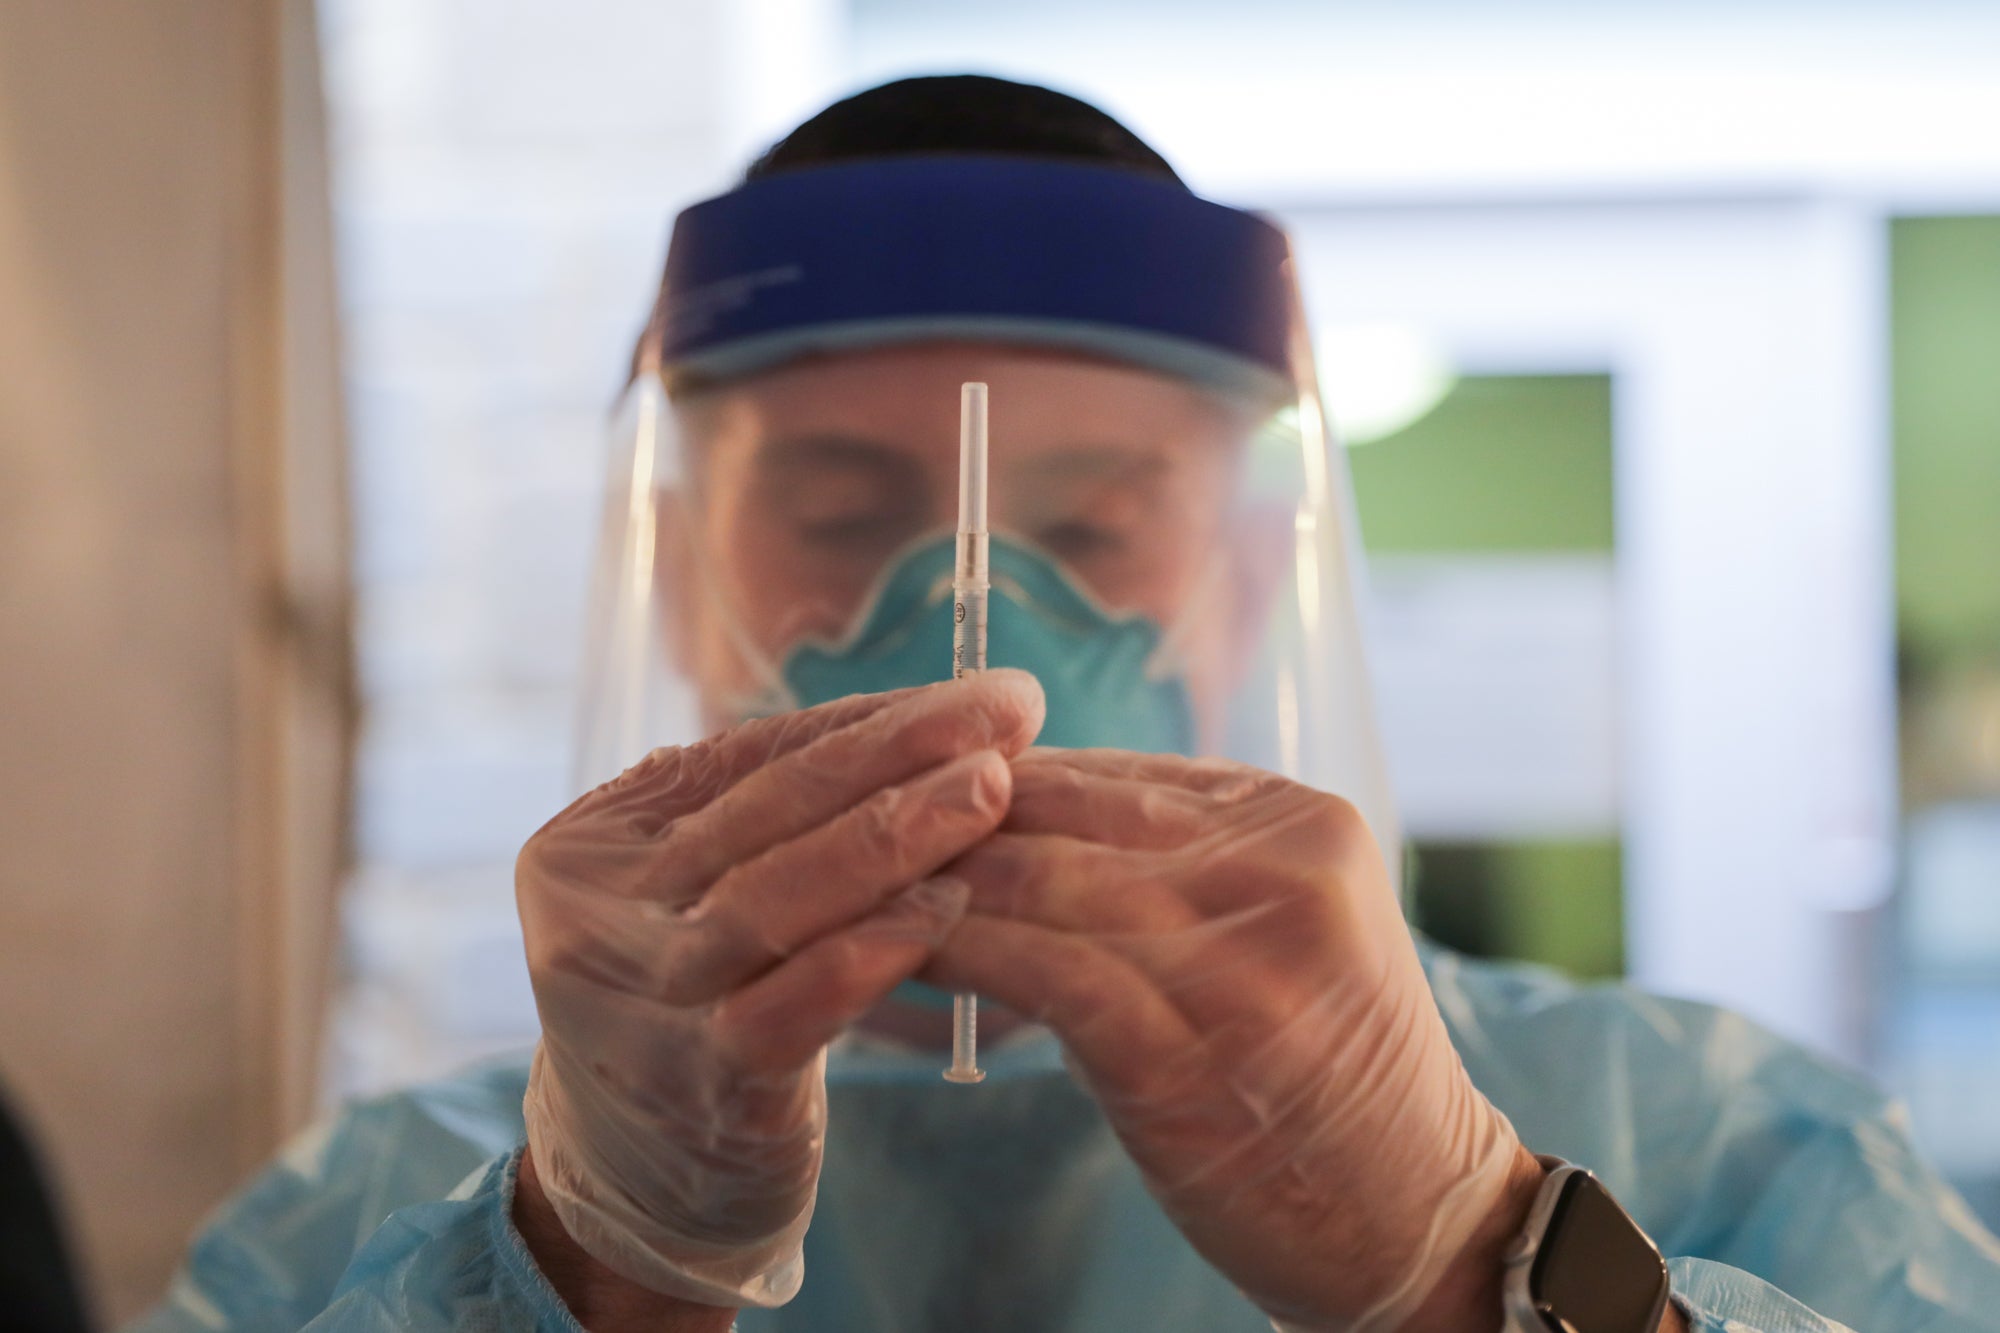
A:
952 567 988 680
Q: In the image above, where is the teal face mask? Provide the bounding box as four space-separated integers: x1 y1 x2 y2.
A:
777 533 1196 754
767 534 1197 1018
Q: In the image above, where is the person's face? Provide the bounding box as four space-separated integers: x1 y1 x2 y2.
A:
666 341 1275 734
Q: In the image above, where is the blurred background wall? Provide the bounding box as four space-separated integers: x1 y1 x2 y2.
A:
3 0 1998 1322
0 0 350 1320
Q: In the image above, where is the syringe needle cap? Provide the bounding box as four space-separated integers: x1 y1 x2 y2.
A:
959 381 988 533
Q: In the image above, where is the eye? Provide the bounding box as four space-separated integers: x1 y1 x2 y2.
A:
1034 520 1127 563
755 433 931 561
797 510 924 556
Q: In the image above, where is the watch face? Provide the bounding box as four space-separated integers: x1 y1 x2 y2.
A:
1529 1172 1670 1333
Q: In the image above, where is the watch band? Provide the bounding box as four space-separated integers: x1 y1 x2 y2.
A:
1500 1155 1671 1333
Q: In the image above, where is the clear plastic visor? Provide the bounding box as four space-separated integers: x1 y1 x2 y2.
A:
577 322 1401 888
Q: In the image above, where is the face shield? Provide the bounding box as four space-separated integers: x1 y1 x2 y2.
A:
576 156 1402 888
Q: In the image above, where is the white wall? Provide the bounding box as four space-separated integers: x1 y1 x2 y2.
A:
319 0 844 1095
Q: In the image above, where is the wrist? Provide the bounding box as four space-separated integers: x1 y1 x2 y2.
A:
1399 1145 1548 1333
1401 1147 1686 1333
513 1144 739 1333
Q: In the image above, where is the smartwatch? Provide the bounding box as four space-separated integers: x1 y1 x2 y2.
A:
1501 1156 1671 1333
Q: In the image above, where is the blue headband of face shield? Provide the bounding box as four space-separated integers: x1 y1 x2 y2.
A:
649 156 1297 400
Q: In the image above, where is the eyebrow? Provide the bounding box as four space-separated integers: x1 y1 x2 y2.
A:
753 434 931 490
756 433 911 468
1011 445 1170 486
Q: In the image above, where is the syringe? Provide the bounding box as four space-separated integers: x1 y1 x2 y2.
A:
944 381 990 1085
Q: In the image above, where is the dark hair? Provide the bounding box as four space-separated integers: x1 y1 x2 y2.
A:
743 74 1184 186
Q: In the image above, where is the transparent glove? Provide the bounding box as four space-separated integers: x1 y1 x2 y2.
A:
517 672 1045 1307
924 748 1527 1333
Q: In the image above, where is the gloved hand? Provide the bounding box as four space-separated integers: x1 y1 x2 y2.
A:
923 748 1534 1333
517 671 1045 1307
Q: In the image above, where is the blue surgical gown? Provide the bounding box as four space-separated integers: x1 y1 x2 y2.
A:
130 942 2000 1332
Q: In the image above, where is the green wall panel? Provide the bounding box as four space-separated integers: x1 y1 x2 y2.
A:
1892 216 2000 670
1348 374 1616 556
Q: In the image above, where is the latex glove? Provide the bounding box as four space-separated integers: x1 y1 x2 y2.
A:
517 672 1045 1307
923 748 1529 1333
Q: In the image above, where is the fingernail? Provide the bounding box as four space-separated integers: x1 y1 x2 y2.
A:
937 748 1009 816
902 873 970 920
858 875 969 947
983 668 1046 733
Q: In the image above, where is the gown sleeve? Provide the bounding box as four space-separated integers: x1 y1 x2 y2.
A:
1426 943 2000 1333
123 1060 581 1332
299 1151 581 1332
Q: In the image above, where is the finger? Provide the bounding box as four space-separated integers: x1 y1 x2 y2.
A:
920 915 1198 1094
591 683 932 820
1013 747 1282 801
659 749 1011 1003
949 831 1339 1038
645 669 1044 903
954 812 1299 931
710 876 972 1075
947 832 1205 937
1013 752 1335 886
1004 763 1212 848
